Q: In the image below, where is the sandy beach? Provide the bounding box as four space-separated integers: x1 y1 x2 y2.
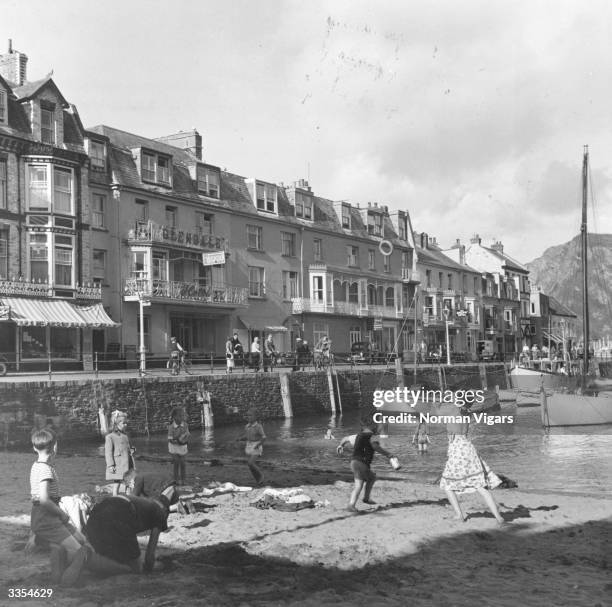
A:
1 454 610 607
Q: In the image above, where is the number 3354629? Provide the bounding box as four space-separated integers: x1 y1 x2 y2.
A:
8 588 53 598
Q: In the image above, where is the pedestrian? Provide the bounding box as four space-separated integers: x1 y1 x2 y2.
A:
225 336 235 374
292 338 302 371
168 336 184 375
105 411 135 496
231 331 243 368
29 428 89 586
250 337 261 372
85 485 178 573
237 408 266 485
438 402 505 524
347 417 396 512
412 420 431 454
168 407 189 486
300 340 310 370
263 334 276 372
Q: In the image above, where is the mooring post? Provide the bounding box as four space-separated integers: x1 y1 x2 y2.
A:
278 372 293 418
326 368 337 415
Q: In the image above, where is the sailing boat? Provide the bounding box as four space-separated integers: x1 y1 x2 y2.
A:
540 146 612 426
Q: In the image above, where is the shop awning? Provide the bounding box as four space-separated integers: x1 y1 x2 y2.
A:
265 326 288 332
1 298 119 328
73 303 120 328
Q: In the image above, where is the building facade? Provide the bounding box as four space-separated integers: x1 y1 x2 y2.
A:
0 43 116 369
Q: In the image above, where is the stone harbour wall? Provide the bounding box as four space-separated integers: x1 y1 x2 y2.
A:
0 364 509 447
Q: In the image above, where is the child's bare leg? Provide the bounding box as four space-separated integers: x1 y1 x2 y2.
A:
59 536 87 586
172 454 180 483
444 488 466 521
247 454 263 484
348 479 364 509
476 487 504 523
179 456 186 485
362 472 377 503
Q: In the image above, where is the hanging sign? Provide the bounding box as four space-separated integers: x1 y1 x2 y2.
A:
202 251 226 266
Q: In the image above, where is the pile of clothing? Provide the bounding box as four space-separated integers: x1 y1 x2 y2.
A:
250 488 315 512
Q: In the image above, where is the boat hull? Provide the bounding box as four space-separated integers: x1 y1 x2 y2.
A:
541 391 612 426
510 366 578 392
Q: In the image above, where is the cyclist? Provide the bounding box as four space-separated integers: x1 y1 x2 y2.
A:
168 337 184 375
314 336 332 369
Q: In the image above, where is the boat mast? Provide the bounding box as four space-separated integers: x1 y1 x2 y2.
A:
581 145 589 383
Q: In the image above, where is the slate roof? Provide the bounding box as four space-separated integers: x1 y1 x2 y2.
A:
548 295 577 318
12 76 69 107
416 243 481 274
87 124 413 247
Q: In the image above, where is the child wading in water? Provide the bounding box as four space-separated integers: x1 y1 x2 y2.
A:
168 407 190 485
105 411 135 496
412 420 431 454
348 418 396 512
238 408 266 485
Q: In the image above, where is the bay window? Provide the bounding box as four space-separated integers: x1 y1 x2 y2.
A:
29 234 49 282
0 229 8 279
0 159 6 209
54 236 73 286
27 164 75 214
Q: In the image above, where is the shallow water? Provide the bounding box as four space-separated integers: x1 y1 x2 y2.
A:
3 402 611 509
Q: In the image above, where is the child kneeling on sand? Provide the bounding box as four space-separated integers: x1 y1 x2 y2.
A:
347 418 396 512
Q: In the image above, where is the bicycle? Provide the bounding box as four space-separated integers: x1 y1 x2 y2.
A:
169 350 192 375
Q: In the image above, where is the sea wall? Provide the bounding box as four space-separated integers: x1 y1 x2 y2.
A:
0 364 508 447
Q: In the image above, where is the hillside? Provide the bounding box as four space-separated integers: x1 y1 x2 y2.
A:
525 233 612 339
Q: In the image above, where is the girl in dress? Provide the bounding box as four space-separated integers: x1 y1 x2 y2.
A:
105 411 135 496
168 407 190 485
438 403 505 524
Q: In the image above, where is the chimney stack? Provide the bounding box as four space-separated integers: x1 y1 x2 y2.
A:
470 233 481 245
490 240 504 253
0 39 28 86
154 129 202 160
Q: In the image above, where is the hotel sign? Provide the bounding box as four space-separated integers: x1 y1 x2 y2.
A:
202 251 226 266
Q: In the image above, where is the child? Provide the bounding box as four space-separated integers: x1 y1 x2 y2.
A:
29 428 89 586
412 420 431 454
237 408 266 485
347 418 396 512
168 407 190 485
105 411 135 496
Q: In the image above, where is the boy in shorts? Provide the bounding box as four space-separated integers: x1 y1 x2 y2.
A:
29 428 89 585
348 418 395 512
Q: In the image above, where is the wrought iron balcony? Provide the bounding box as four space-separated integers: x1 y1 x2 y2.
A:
124 278 247 306
291 298 400 318
0 277 102 300
126 221 226 251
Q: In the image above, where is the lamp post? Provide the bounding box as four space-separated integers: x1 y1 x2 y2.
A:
138 292 151 376
443 307 451 366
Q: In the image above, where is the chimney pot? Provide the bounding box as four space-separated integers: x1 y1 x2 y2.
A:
8 39 12 53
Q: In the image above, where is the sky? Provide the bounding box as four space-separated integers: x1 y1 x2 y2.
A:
4 0 612 261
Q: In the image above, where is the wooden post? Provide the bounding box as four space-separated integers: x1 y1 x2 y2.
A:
279 372 293 418
327 368 337 415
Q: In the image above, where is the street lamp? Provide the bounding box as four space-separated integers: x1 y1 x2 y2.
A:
443 307 451 366
138 292 151 376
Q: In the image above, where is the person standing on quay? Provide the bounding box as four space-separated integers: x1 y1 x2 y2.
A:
251 336 261 372
438 402 505 524
225 335 235 374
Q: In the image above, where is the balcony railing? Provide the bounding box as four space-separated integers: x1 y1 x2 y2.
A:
127 221 226 251
401 268 421 283
124 278 247 306
291 298 400 318
423 311 444 326
0 278 102 300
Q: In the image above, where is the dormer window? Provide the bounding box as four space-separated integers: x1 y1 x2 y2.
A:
368 213 382 236
0 89 6 125
140 150 172 185
41 104 55 145
197 164 220 198
295 191 313 220
398 218 407 240
256 182 277 213
341 205 350 228
89 140 106 171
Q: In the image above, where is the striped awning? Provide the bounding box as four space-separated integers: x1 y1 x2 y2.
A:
1 298 119 328
542 330 563 344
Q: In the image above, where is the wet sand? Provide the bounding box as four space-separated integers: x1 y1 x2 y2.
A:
1 455 610 607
